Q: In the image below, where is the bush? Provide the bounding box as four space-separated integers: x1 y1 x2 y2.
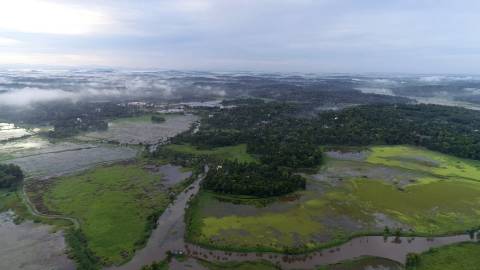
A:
0 164 24 189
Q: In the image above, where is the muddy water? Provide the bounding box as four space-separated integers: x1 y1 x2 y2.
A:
0 211 75 270
186 234 474 269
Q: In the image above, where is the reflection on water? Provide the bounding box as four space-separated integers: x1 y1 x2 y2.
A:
0 135 138 177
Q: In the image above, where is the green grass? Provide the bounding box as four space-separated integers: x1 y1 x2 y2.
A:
412 242 480 270
187 191 325 252
199 260 280 270
0 189 26 217
368 145 480 181
0 188 34 223
165 144 257 163
349 179 480 233
43 163 171 265
187 145 480 253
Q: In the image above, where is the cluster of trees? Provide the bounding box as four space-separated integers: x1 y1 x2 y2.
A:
0 164 24 189
175 102 322 169
202 161 306 197
48 118 108 138
151 115 166 123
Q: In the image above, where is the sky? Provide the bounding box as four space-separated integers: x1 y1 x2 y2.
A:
0 0 479 73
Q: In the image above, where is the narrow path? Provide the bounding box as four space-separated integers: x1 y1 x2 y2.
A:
19 183 80 230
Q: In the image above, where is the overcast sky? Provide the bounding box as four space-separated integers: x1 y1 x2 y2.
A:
0 0 478 73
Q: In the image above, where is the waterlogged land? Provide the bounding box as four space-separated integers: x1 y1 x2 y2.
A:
0 211 75 270
77 114 198 145
188 146 480 253
0 136 138 177
29 161 192 266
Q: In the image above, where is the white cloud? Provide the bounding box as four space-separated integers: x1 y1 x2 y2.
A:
0 87 77 106
0 52 107 66
0 0 110 35
0 37 20 46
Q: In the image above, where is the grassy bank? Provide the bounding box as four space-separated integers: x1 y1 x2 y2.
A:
410 242 480 270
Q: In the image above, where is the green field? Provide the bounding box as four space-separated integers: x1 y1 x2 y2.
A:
165 144 257 163
412 242 480 270
42 163 172 265
187 146 480 253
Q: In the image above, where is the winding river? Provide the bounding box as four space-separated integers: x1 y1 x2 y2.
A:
107 169 476 270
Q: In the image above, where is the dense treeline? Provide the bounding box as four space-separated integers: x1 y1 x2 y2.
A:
0 164 24 189
314 104 480 160
151 115 166 123
176 101 480 163
202 161 306 197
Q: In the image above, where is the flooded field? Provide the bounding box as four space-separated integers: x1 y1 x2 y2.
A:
0 123 33 141
0 136 138 177
188 146 480 254
10 144 138 177
145 164 192 187
0 211 74 270
77 114 198 145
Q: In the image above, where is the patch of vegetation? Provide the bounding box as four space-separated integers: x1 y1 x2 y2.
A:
368 145 480 181
151 115 166 123
317 256 402 270
0 189 26 224
203 160 305 197
140 259 169 270
111 114 158 124
199 259 280 270
409 242 480 270
164 144 256 163
42 163 171 265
